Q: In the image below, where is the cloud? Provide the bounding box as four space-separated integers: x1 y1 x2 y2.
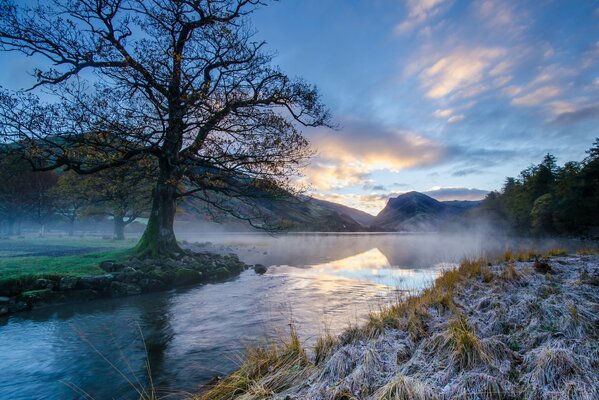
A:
433 108 464 123
395 0 450 35
420 47 507 99
552 104 599 125
423 187 489 201
511 85 561 106
311 192 388 215
302 119 448 191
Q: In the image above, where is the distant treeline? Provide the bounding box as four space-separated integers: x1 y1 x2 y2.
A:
480 138 599 235
0 156 154 239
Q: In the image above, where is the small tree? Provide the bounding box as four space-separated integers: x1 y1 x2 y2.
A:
85 162 154 240
0 0 330 257
49 171 92 236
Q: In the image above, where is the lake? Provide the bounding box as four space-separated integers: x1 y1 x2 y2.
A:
0 233 574 399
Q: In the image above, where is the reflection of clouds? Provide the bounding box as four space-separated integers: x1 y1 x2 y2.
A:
311 248 390 271
274 247 442 292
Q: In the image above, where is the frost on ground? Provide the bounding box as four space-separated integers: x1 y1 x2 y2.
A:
196 254 599 400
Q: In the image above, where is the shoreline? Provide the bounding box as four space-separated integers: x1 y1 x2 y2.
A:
197 251 599 399
0 246 248 316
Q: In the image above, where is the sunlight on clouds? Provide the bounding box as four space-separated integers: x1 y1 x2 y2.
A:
421 48 506 99
433 108 464 123
512 85 561 106
395 0 449 34
302 127 446 192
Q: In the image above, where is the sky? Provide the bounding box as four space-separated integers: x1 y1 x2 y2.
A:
249 0 599 214
1 1 599 215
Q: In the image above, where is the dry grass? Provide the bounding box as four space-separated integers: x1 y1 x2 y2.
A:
544 248 568 257
447 372 516 399
314 329 339 366
576 247 597 256
193 326 308 400
523 345 593 398
501 261 519 280
436 314 491 369
373 374 438 400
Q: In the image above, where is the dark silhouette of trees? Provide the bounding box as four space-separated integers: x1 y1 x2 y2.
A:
481 139 599 235
49 171 91 236
0 0 331 256
0 155 57 236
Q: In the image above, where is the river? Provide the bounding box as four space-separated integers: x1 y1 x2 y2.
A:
0 233 574 399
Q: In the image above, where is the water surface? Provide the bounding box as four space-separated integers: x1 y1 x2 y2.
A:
0 233 575 399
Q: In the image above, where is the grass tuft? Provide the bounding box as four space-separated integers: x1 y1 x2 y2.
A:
373 374 438 400
193 326 308 400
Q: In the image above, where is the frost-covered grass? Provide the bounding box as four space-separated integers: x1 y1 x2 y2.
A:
195 251 599 400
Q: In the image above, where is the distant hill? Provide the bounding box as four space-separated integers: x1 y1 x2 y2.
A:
180 194 367 232
307 197 376 226
372 191 481 231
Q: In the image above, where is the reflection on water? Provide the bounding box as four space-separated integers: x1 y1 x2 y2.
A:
0 233 581 399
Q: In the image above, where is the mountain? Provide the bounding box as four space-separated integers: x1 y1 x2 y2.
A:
180 190 480 232
372 191 481 231
307 197 376 226
180 194 368 232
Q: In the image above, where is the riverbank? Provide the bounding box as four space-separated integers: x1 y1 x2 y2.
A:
0 237 247 315
197 250 599 399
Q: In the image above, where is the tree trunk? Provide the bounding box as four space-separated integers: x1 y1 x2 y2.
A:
5 218 14 236
135 161 182 257
68 217 75 236
113 215 126 240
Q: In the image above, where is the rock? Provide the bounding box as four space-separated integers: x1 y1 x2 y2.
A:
109 281 142 297
211 267 228 278
21 289 55 303
173 268 202 285
138 279 167 292
0 296 9 315
99 261 115 271
100 261 126 272
59 276 79 291
254 264 268 274
78 274 114 290
8 300 28 313
34 278 54 290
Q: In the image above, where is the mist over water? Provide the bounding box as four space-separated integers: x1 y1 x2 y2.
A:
0 232 586 399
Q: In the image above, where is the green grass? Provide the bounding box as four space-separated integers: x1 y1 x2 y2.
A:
0 248 134 281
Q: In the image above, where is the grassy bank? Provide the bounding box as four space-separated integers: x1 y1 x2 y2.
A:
196 248 599 400
0 237 135 283
0 249 134 281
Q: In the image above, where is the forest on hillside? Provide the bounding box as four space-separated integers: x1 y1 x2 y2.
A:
479 138 599 235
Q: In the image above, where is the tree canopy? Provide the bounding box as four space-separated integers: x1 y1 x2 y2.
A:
0 0 331 256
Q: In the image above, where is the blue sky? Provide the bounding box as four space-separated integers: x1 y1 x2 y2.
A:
250 0 599 213
1 1 599 214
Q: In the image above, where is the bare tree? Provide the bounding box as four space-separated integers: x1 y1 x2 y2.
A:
0 0 330 256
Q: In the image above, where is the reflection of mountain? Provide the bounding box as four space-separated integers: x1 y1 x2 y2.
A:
372 192 480 232
218 233 492 269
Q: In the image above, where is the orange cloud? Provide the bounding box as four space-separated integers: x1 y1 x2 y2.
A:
301 122 447 191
